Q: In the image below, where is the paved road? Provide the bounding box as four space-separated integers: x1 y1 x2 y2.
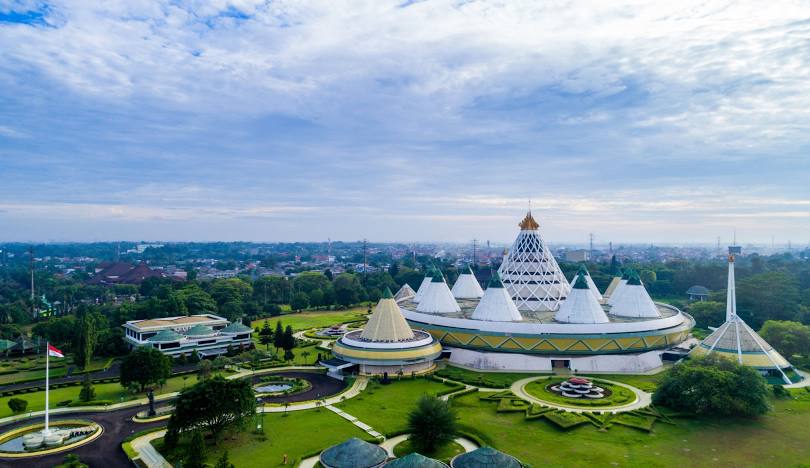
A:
0 403 166 468
253 371 347 404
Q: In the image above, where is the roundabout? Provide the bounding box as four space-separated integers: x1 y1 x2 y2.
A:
510 376 651 413
0 420 102 458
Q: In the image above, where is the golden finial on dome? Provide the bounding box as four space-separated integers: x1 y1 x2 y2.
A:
519 211 539 230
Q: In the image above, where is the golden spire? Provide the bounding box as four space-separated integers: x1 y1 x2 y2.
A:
519 211 539 230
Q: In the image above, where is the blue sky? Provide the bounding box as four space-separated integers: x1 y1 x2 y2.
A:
1 1 809 244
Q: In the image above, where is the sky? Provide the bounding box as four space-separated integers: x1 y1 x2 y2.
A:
1 1 809 245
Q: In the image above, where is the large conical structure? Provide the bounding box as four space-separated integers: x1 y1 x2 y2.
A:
471 271 522 322
690 247 795 384
360 288 415 342
451 266 484 299
555 272 609 324
394 283 417 301
606 268 632 305
608 272 661 318
498 212 571 312
413 266 435 303
568 265 602 302
416 272 461 314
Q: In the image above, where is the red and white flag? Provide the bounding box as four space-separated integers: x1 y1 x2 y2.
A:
47 344 64 358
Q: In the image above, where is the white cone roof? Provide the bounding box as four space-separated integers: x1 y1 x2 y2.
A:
606 270 632 305
451 267 484 299
471 272 522 322
498 212 571 312
416 273 461 314
556 273 609 324
394 284 417 301
360 289 415 342
609 275 661 318
568 266 602 302
413 272 433 303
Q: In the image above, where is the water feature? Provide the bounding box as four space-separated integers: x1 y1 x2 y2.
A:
0 425 97 453
255 383 292 393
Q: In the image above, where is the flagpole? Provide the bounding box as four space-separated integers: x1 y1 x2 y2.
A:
44 341 49 435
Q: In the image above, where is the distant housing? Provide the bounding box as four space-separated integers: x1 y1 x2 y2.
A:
122 314 253 358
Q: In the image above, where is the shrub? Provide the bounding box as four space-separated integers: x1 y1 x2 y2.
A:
406 394 458 453
57 399 73 407
8 397 27 413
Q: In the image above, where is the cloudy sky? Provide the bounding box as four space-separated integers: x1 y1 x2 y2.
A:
1 1 809 244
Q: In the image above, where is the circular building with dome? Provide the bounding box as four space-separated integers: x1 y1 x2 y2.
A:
450 447 521 468
319 437 387 468
397 212 694 374
330 288 442 376
386 453 449 468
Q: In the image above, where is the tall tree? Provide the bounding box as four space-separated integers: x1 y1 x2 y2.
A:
167 376 255 442
273 321 284 352
120 347 172 392
185 431 207 468
73 313 97 370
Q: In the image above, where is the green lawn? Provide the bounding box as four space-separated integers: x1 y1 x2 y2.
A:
435 365 544 388
0 357 113 385
251 307 370 333
450 389 810 466
0 372 216 418
393 438 465 463
154 408 370 467
335 378 455 435
582 372 668 393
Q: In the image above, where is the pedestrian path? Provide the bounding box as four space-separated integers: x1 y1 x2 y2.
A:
326 405 384 439
259 375 368 413
129 429 171 468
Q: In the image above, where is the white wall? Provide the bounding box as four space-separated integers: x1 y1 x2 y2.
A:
447 348 664 373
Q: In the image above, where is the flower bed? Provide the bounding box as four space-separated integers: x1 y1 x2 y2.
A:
524 378 636 408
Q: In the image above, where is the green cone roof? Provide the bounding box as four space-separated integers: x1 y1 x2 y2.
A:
184 324 215 336
221 322 252 334
147 330 184 343
488 271 504 288
572 272 590 289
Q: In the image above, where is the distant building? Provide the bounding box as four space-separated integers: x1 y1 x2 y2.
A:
122 314 253 358
563 249 590 262
88 262 164 285
686 285 710 301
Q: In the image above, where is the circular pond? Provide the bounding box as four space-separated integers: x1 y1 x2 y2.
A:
0 421 102 456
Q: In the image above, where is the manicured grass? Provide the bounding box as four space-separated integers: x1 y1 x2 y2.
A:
154 408 370 467
251 307 370 333
393 438 465 463
0 372 218 418
451 390 810 466
335 378 456 435
435 365 541 388
524 378 635 407
0 357 113 385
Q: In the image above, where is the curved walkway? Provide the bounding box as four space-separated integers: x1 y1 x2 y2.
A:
510 376 651 413
785 370 810 388
259 376 368 413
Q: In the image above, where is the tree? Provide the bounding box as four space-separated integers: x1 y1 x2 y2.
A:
333 273 363 307
688 301 726 329
214 451 235 468
308 289 325 308
120 347 172 392
737 272 801 328
609 255 622 276
301 350 311 364
283 325 296 352
759 320 810 358
324 269 333 281
291 292 309 311
79 374 96 402
62 454 88 468
176 284 217 314
167 376 256 442
7 397 27 414
73 313 98 370
198 359 213 380
388 262 400 278
189 349 201 364
653 355 770 417
273 321 284 352
185 430 207 468
260 332 273 351
406 394 458 454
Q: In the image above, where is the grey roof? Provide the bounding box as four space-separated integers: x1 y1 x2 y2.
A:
451 447 521 468
320 437 387 468
386 452 449 468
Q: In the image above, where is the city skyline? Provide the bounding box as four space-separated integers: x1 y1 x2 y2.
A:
1 1 809 243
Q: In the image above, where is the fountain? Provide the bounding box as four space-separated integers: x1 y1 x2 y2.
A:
0 423 100 454
550 377 606 399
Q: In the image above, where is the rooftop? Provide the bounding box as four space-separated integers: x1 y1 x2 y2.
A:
126 314 227 330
